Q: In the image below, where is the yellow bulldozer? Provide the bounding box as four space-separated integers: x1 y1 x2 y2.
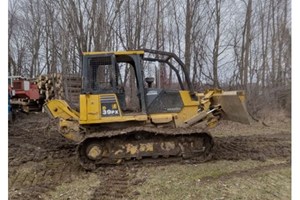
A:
45 49 250 170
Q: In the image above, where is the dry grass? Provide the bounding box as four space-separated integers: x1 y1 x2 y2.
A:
134 159 290 200
41 173 100 200
209 115 291 137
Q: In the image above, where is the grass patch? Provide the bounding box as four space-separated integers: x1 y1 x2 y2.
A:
209 117 291 137
41 173 100 200
135 159 290 200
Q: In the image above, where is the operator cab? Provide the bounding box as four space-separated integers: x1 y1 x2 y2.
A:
82 51 146 114
81 49 195 116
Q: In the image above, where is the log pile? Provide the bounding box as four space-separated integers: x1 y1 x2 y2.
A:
37 73 82 106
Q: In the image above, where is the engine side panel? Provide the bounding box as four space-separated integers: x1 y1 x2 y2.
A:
79 94 148 125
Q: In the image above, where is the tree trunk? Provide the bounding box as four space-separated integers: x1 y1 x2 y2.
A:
212 0 221 88
184 0 192 78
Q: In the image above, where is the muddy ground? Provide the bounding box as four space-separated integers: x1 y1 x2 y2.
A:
8 112 291 199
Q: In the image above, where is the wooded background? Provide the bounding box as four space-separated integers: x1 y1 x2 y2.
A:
8 0 291 115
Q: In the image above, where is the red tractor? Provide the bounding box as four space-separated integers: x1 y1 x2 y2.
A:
8 76 44 113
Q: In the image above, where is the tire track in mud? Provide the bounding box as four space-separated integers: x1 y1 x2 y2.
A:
89 135 291 200
9 117 81 200
91 166 137 200
9 113 291 199
9 158 75 188
9 147 76 166
211 132 291 162
9 117 76 167
9 156 85 200
197 161 290 185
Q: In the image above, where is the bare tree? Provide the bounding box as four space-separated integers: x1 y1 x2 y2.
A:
8 0 291 112
212 0 221 88
239 0 252 90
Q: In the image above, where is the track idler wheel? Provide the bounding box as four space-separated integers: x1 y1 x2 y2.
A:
77 140 105 170
86 143 103 160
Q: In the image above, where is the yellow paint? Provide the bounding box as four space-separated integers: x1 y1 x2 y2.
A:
49 85 248 137
133 115 149 121
88 146 101 159
45 99 79 120
204 90 215 99
238 92 246 103
79 117 134 124
206 116 219 128
179 91 199 106
80 95 87 120
126 144 138 155
80 93 124 122
139 143 154 152
125 143 154 155
79 115 148 125
82 50 144 56
150 114 174 124
175 91 199 127
59 119 82 142
87 95 100 120
160 142 176 151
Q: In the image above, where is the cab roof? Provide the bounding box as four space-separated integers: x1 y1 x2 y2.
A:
81 50 144 56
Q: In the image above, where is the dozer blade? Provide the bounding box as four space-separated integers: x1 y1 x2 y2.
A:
212 91 251 124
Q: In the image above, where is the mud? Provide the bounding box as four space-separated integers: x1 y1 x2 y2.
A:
197 162 290 185
91 167 138 200
8 112 291 199
212 132 291 161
